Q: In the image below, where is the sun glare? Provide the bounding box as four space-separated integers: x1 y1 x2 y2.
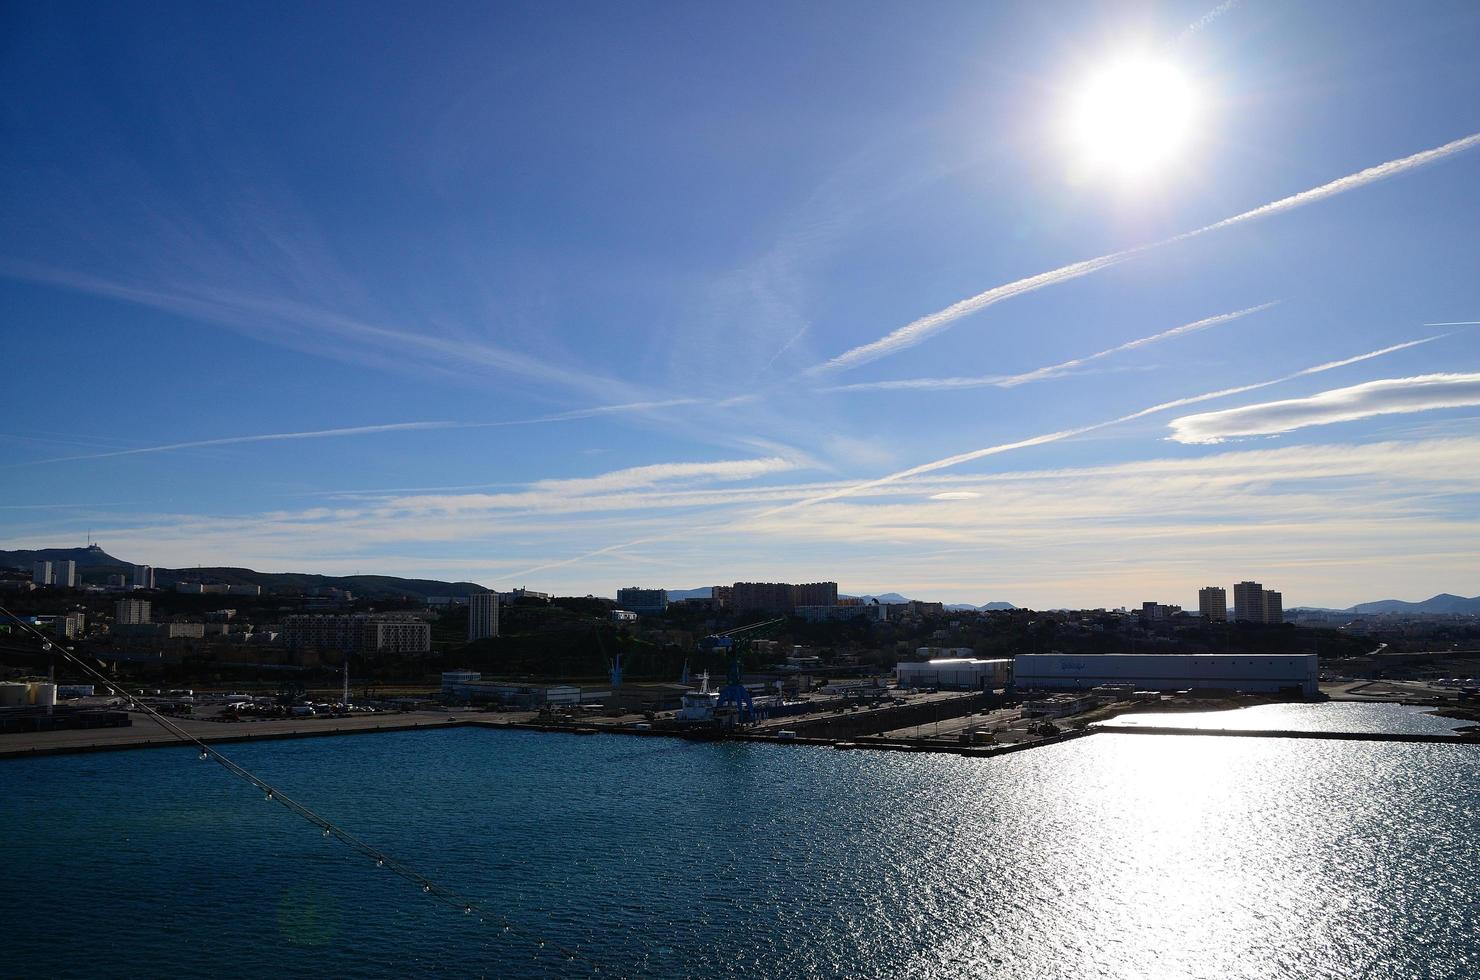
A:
1066 55 1198 181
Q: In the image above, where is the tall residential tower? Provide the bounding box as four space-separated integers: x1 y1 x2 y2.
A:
468 591 500 641
1198 587 1228 621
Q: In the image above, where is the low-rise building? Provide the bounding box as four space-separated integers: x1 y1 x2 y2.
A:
896 658 1011 690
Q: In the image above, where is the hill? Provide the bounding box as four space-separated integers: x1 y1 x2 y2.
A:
0 547 485 600
1348 593 1480 615
0 545 130 570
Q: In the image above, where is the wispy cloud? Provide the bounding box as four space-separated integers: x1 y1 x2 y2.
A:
488 336 1441 579
0 262 651 405
19 436 1479 609
13 398 710 467
1170 373 1480 444
529 457 799 495
768 336 1441 512
20 421 460 465
808 132 1480 375
824 303 1275 393
929 491 980 500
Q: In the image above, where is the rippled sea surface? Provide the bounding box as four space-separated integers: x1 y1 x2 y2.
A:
1102 700 1469 733
4 728 1479 979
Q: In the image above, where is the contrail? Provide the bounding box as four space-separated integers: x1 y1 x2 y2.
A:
808 132 1480 376
769 336 1441 513
505 335 1438 577
1177 0 1239 43
823 302 1276 393
17 399 704 466
25 422 461 465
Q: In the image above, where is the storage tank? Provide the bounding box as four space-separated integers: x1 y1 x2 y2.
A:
0 682 28 707
29 682 58 707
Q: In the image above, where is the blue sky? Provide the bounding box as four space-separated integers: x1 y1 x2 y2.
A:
3 0 1479 608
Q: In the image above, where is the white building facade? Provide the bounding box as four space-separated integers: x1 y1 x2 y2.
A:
896 658 1012 690
1013 653 1317 696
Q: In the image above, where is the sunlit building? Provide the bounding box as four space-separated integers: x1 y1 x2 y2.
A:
1233 581 1267 623
1198 587 1227 622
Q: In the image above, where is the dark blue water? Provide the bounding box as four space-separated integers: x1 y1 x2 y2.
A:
4 728 1478 979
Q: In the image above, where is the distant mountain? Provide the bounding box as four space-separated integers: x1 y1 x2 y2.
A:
843 592 911 604
1348 593 1480 615
944 601 1018 611
666 587 713 601
0 547 485 600
0 545 130 570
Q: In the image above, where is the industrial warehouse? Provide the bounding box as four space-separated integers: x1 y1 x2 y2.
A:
895 658 1012 690
1012 653 1320 697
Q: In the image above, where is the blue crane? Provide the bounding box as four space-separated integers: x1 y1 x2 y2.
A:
698 618 784 725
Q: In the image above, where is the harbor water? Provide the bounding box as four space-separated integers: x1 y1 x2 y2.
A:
3 725 1478 978
1100 700 1470 734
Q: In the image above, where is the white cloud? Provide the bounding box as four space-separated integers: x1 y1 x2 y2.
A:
808 131 1480 375
824 303 1275 393
929 491 981 500
1169 373 1480 444
529 457 799 495
17 436 1480 609
765 336 1439 515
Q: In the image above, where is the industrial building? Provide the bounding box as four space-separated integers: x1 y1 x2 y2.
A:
441 671 583 706
1013 653 1318 696
896 657 1012 690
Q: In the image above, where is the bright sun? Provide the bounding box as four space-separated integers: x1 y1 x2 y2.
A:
1066 56 1198 180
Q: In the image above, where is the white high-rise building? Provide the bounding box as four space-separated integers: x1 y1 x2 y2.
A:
115 599 152 625
53 560 77 588
1198 586 1228 622
132 565 155 589
468 591 500 641
31 561 53 586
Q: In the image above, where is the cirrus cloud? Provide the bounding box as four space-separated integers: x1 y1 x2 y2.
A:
1169 373 1480 444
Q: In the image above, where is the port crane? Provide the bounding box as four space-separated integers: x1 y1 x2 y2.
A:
698 618 784 725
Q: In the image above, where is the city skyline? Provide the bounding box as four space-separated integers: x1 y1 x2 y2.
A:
4 2 1480 609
